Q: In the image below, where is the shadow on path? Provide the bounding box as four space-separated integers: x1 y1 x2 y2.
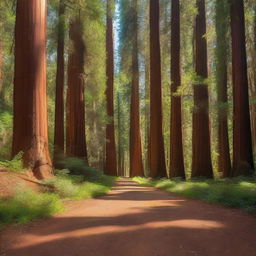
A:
1 179 256 256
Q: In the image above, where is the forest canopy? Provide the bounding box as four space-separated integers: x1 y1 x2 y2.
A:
0 0 256 180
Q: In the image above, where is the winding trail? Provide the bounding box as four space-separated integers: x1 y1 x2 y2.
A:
1 179 256 256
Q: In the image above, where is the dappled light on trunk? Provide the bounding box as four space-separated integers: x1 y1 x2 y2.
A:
12 0 52 179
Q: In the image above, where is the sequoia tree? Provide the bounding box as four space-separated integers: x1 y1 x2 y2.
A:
117 92 125 176
230 0 254 176
130 0 144 177
53 0 65 168
251 4 256 153
215 0 231 177
169 0 185 179
105 0 117 176
66 15 88 161
191 0 213 178
149 0 167 178
12 0 52 179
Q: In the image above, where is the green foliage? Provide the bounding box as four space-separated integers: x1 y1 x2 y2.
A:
0 188 63 229
0 111 12 159
63 157 102 180
43 170 115 199
133 177 256 214
43 176 81 198
0 152 24 172
64 157 87 173
81 0 107 167
0 170 115 229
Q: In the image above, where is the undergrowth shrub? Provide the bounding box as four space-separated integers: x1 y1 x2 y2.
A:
43 173 114 200
43 176 80 198
0 111 12 159
133 177 256 214
0 156 115 229
0 188 63 229
63 157 104 181
0 152 24 172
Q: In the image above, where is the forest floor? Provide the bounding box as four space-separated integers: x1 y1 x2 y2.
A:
1 179 256 256
0 169 43 197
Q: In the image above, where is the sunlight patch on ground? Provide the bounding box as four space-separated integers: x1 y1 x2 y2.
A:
12 218 224 249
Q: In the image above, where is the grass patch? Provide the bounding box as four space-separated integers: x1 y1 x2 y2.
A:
133 177 256 214
0 188 63 229
0 167 116 230
43 170 115 200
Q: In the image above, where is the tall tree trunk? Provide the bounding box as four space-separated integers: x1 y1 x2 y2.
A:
12 0 52 179
230 0 254 176
149 0 167 178
141 0 150 177
117 92 125 177
105 0 117 176
191 0 213 178
117 92 122 176
130 0 144 177
215 0 231 177
144 55 150 176
53 0 65 168
250 5 256 154
66 16 88 161
169 0 185 179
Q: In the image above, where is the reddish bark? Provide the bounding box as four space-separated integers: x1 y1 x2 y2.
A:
216 67 231 178
191 0 213 178
66 16 88 161
117 93 125 177
230 0 254 176
149 0 167 178
130 0 144 177
169 0 185 179
105 0 117 176
12 0 52 179
252 6 256 153
144 59 150 176
53 0 65 168
215 0 231 177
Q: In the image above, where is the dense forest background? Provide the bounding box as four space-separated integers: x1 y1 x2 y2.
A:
0 0 256 179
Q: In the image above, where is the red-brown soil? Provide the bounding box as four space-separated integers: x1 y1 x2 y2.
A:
0 169 43 197
1 179 256 256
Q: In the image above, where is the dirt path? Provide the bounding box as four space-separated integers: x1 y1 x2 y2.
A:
1 179 256 256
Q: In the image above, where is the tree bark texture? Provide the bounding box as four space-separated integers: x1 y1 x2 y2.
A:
117 93 124 176
66 16 88 161
129 0 144 177
12 0 52 179
53 0 65 168
252 5 256 153
191 0 213 178
169 0 185 179
215 0 231 177
149 0 167 178
105 0 117 176
230 0 254 176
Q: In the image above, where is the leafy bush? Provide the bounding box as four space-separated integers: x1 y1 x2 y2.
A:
43 176 80 198
0 155 116 229
133 177 256 214
43 174 115 200
63 157 104 181
0 111 13 159
0 188 63 229
0 152 24 172
64 157 86 174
